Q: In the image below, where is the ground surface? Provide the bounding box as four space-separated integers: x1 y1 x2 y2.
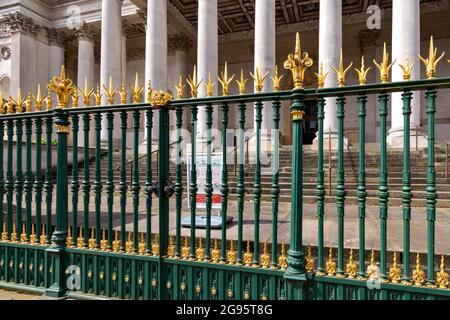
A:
0 289 40 300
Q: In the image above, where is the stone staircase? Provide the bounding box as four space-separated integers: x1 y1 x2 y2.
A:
74 143 450 208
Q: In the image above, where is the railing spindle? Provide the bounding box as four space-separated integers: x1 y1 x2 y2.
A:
253 99 263 266
189 104 198 259
175 105 183 258
82 113 91 247
316 97 325 274
14 118 23 235
94 112 102 248
6 119 13 239
132 110 141 252
205 104 213 260
71 114 80 247
336 96 346 277
236 101 246 265
119 111 128 251
0 119 4 238
44 116 53 243
271 97 281 268
106 111 114 249
145 109 153 254
220 101 229 263
24 117 33 241
34 117 43 241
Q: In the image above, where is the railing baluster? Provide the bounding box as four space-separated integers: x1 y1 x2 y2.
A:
236 101 246 265
253 99 263 266
401 90 413 283
378 93 389 280
205 104 213 261
24 117 33 241
336 96 346 277
94 112 102 248
44 116 53 243
425 89 437 286
132 110 141 252
15 118 23 235
119 111 128 251
271 97 281 268
357 94 368 278
82 113 91 247
175 105 183 258
6 119 13 239
71 114 80 247
145 108 153 254
220 101 229 263
34 117 43 242
106 111 114 250
316 97 325 274
0 119 4 238
189 104 198 259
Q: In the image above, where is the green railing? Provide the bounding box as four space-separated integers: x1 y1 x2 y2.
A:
0 35 449 300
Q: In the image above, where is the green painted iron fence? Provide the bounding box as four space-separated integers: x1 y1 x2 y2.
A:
0 35 449 300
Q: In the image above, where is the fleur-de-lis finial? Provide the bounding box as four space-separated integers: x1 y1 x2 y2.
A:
314 62 329 88
25 92 33 112
6 97 15 114
436 255 449 289
94 85 102 106
389 252 402 283
103 76 118 105
32 84 46 111
10 88 25 113
346 249 357 279
250 67 269 93
271 65 284 91
283 32 313 89
119 82 128 104
355 56 371 85
129 73 144 104
420 36 445 79
399 53 414 81
218 62 235 96
412 253 426 286
368 250 378 280
235 69 248 94
373 43 396 83
187 65 202 98
47 65 77 108
0 91 5 114
331 49 353 87
72 90 79 108
79 77 94 107
306 245 314 273
146 80 153 103
326 246 336 276
175 75 185 99
206 73 215 97
278 242 287 270
46 90 53 110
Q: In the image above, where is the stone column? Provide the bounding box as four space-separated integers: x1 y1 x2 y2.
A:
317 0 344 148
197 0 218 146
122 30 127 85
100 0 123 141
3 12 41 97
46 28 66 80
144 0 168 149
388 0 425 147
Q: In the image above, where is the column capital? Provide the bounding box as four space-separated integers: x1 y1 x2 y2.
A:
168 34 192 55
75 21 98 43
0 44 11 60
45 27 68 47
0 11 41 36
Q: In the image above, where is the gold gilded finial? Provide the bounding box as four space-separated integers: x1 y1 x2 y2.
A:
346 249 358 279
420 36 445 79
20 223 27 243
244 241 253 267
250 67 269 93
211 239 220 263
399 53 414 81
271 65 284 91
284 32 313 89
412 253 425 286
40 224 47 245
181 236 190 260
125 231 133 254
77 226 84 248
146 80 153 103
11 88 25 113
10 223 17 243
112 230 120 252
46 90 53 110
355 56 371 85
138 233 146 255
119 83 128 104
1 222 8 241
206 73 215 97
94 85 102 106
306 245 315 273
129 73 144 104
278 242 288 270
218 62 235 96
196 238 205 261
235 69 248 94
436 255 449 289
47 65 77 108
152 234 159 256
260 242 270 268
0 91 5 114
331 49 353 87
32 84 46 111
103 76 118 105
88 228 96 250
373 43 396 83
25 92 33 112
389 252 402 283
6 97 15 114
314 63 329 88
79 78 94 106
100 228 108 251
326 246 336 276
66 226 73 247
30 224 36 244
167 235 175 258
367 250 378 280
175 75 185 99
72 90 78 108
187 65 202 98
227 240 237 265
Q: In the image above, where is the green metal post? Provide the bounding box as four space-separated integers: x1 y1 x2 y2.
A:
24 118 33 239
6 119 13 238
71 114 80 246
205 104 213 260
253 100 263 265
145 109 153 254
189 104 198 259
316 97 325 274
34 117 43 240
82 113 90 247
336 96 346 277
14 118 23 234
45 116 53 243
119 111 128 251
357 94 367 278
0 120 4 237
132 110 141 252
271 97 281 267
175 106 183 257
94 112 102 247
106 111 114 249
237 101 246 264
220 102 229 263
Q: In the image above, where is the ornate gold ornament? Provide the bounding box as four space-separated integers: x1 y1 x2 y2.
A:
326 247 336 276
11 88 25 113
284 32 313 89
346 249 358 279
79 77 94 106
66 226 73 248
119 83 128 104
187 65 202 98
29 224 36 244
56 125 70 134
88 228 96 250
367 250 378 280
175 75 185 100
138 233 146 255
260 242 270 268
94 85 102 106
236 69 248 94
10 223 17 243
373 43 396 83
244 241 253 267
47 66 77 108
146 80 153 103
181 236 190 260
306 245 314 273
420 36 445 79
20 223 27 243
25 93 33 112
112 230 120 252
103 76 118 105
206 73 215 97
250 67 269 93
130 73 144 104
271 65 284 91
227 241 237 265
291 110 305 121
314 63 329 89
39 224 47 245
1 222 8 241
46 90 53 110
125 231 133 254
196 238 205 261
354 56 371 85
278 242 288 270
412 253 426 286
399 53 414 81
100 228 109 251
389 252 402 284
211 239 220 263
6 97 15 114
218 62 235 96
77 226 84 248
72 91 79 108
436 255 449 289
31 84 46 111
152 234 160 256
331 49 353 87
167 235 175 258
150 91 172 108
0 91 5 114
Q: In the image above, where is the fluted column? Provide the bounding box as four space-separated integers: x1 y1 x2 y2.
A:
100 0 123 140
388 0 425 147
46 28 66 80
